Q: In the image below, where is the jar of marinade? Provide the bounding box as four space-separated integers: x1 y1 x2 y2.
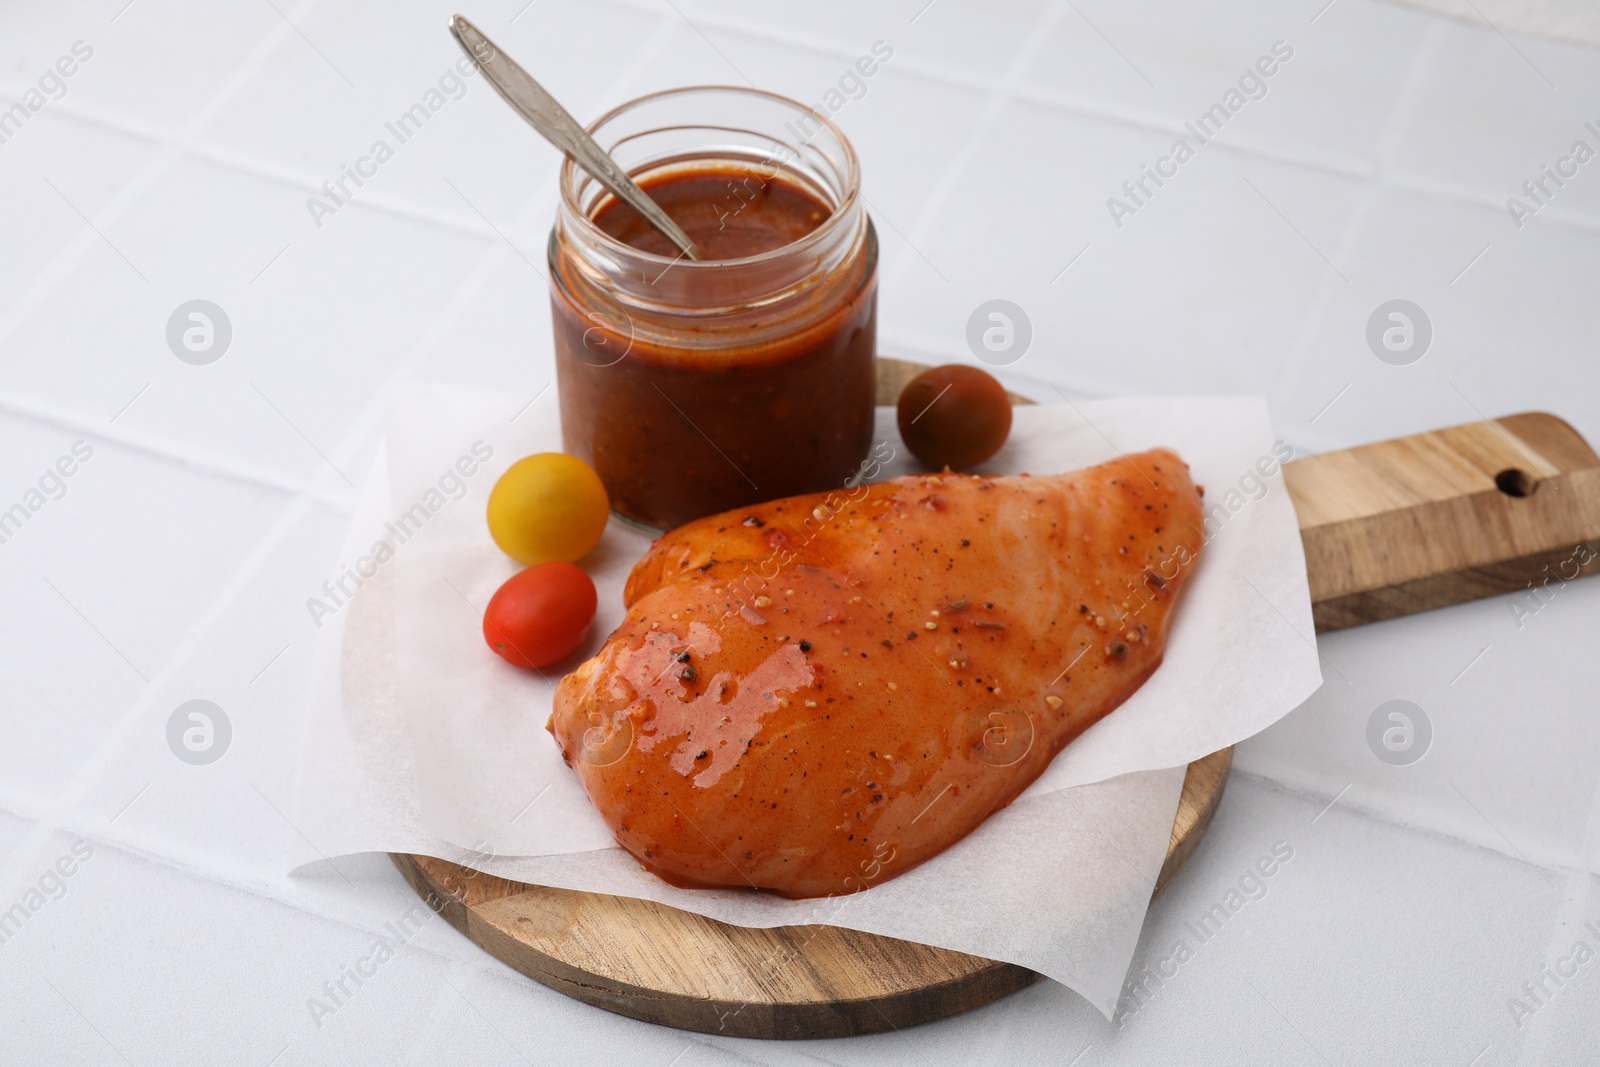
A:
548 86 877 530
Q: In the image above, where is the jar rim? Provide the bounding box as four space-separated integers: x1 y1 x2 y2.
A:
557 85 861 270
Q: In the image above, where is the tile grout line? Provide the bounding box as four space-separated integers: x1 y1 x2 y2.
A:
543 0 1600 238
0 0 409 898
2 0 1593 946
22 77 1599 247
1263 16 1444 418
5 7 1600 309
0 0 326 896
0 493 332 902
644 2 1381 180
0 94 524 248
0 0 321 347
0 388 357 512
7 763 1592 988
43 287 469 814
1234 766 1595 877
0 8 690 913
0 791 490 965
0 8 1591 1051
876 0 1072 295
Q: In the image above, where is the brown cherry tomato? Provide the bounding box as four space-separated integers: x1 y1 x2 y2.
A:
896 364 1012 470
483 561 597 669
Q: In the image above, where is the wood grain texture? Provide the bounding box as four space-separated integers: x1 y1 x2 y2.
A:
392 358 1600 1038
1289 411 1600 630
391 747 1232 1040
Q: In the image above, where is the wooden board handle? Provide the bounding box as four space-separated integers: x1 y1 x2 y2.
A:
1286 412 1600 631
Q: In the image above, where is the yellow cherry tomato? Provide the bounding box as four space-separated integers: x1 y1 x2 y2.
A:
487 453 609 564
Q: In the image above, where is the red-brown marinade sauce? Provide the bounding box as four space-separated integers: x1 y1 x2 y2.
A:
592 169 831 259
550 161 878 531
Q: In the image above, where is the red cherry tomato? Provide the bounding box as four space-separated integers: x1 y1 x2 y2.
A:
896 364 1012 470
483 562 597 669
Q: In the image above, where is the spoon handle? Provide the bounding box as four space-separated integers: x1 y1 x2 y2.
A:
449 14 704 261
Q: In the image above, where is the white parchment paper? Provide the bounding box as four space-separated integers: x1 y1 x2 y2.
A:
291 383 1320 1018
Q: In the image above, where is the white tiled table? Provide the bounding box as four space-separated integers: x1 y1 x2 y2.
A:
3 1 1599 1063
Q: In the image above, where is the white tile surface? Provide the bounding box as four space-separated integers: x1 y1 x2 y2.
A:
1109 775 1568 1066
3 0 1600 1062
194 0 665 235
0 113 160 308
884 97 1367 398
1268 184 1600 449
1237 576 1600 873
1392 15 1600 222
0 1 285 132
1017 0 1434 173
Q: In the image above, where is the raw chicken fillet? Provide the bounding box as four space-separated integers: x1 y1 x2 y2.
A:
550 450 1204 898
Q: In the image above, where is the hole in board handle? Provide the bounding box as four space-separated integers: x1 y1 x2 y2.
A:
1494 468 1537 497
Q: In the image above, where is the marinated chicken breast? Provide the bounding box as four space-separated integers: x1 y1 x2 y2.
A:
550 450 1204 899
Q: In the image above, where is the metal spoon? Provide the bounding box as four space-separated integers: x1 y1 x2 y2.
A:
449 14 704 261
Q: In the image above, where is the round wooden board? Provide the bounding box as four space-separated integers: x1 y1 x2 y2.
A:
392 357 1234 1038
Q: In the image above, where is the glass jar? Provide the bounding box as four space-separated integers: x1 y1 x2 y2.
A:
548 86 878 531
